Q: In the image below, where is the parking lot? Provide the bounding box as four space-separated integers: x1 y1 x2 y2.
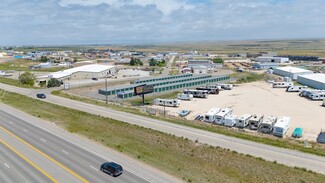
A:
152 81 325 141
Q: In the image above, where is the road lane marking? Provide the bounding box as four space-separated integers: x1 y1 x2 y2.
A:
0 138 58 183
62 150 69 155
40 138 47 143
4 163 10 168
0 126 90 183
89 165 98 171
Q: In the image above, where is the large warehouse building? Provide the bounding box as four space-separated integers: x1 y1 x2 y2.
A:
273 66 313 80
297 74 325 90
255 56 289 63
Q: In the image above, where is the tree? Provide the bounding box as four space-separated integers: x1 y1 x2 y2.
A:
40 56 49 62
149 58 157 66
73 57 78 62
19 72 35 86
212 58 223 64
47 78 62 88
130 57 143 66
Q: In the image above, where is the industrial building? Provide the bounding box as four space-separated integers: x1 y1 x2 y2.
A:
37 64 116 85
190 65 208 74
297 74 325 90
273 67 313 80
252 62 280 70
188 60 222 69
99 74 230 99
254 57 289 63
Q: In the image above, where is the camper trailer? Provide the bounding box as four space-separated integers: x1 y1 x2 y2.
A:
248 114 264 130
273 116 291 137
286 85 308 92
235 114 252 128
177 93 193 100
204 108 221 123
272 82 293 88
217 83 233 90
196 86 219 94
206 85 222 90
215 108 233 125
154 99 180 107
308 92 325 100
183 89 208 98
224 115 238 127
259 116 277 133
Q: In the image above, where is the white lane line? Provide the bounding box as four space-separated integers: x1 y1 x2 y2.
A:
4 163 10 168
23 129 28 132
89 165 99 171
40 138 47 142
62 150 69 155
8 121 13 124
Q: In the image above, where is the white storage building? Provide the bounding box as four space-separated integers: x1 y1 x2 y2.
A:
297 74 325 90
255 56 289 63
273 67 313 80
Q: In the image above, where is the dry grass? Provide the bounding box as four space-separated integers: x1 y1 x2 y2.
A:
1 90 325 183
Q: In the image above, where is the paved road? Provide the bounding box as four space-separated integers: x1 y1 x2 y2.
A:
1 83 325 175
161 56 175 76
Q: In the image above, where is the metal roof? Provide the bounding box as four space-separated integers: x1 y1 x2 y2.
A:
298 74 325 83
275 66 312 73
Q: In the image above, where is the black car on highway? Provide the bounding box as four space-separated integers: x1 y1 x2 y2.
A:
100 162 123 177
36 93 46 99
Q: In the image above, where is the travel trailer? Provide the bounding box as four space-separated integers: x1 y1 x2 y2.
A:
273 116 291 137
177 93 193 100
286 85 308 92
224 115 238 127
235 114 252 128
206 85 222 90
196 86 219 94
215 108 233 125
248 114 264 130
217 83 233 90
204 108 221 123
259 116 277 133
154 98 180 107
307 92 325 100
183 89 208 98
272 82 293 88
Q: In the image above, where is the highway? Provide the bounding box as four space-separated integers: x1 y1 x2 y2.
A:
1 82 325 175
0 108 178 183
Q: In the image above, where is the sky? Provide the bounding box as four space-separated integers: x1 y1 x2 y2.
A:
1 0 325 46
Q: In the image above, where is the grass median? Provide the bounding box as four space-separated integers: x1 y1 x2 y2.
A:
1 89 325 183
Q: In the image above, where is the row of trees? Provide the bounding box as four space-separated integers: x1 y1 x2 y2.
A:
130 57 143 66
18 72 61 88
149 58 166 67
212 58 223 64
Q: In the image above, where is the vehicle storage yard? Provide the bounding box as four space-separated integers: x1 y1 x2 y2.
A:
153 81 325 141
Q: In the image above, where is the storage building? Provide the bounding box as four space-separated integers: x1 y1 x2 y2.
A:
252 62 280 70
255 57 289 63
297 74 325 90
273 67 313 80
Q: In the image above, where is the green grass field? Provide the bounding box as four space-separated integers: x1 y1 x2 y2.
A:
1 90 325 183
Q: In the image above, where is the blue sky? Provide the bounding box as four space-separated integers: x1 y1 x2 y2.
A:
1 0 325 45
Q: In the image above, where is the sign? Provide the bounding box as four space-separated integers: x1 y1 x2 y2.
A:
134 84 154 95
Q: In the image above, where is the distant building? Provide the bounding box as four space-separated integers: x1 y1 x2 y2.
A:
297 74 325 90
273 66 313 80
252 62 280 70
260 52 277 57
30 62 53 69
188 60 222 70
254 56 289 63
190 65 208 74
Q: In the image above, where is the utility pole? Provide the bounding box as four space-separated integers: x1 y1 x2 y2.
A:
105 77 108 104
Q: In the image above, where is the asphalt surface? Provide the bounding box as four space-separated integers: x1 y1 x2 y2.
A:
1 82 325 175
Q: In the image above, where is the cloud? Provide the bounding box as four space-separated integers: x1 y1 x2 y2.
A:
1 0 325 45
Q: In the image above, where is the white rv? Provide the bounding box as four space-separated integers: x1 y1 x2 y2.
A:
323 98 325 107
215 108 233 125
224 115 238 127
204 108 221 123
248 114 264 130
154 98 180 107
273 116 291 137
286 85 307 92
207 85 222 90
308 92 325 100
272 82 293 88
177 93 193 101
259 116 277 133
217 83 233 90
235 114 252 128
183 89 208 98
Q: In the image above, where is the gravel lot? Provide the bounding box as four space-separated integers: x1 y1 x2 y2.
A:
154 81 325 141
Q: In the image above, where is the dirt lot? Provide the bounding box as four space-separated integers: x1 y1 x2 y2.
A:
153 81 325 141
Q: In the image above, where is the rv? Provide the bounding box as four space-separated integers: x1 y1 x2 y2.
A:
183 89 208 98
235 114 252 128
273 116 291 137
217 83 233 90
196 86 219 94
272 82 293 88
323 99 325 107
154 98 180 107
215 108 233 125
224 115 238 127
177 93 193 101
259 116 277 133
286 85 308 92
206 85 222 90
308 92 325 100
248 114 264 130
204 108 221 123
